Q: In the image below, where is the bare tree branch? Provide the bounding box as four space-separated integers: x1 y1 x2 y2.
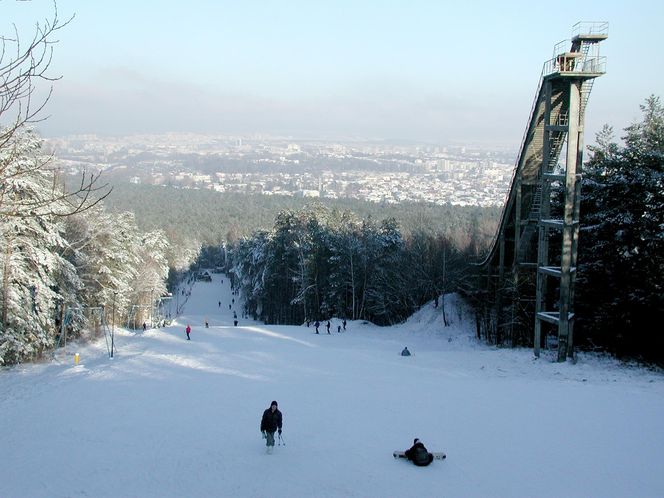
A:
0 3 111 219
0 1 74 149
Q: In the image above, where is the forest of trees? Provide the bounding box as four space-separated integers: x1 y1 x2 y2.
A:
227 204 470 326
99 180 498 328
101 182 500 252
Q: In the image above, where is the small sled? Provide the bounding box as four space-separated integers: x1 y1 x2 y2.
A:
393 450 446 460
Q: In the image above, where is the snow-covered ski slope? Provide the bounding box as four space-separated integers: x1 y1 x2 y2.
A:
1 274 663 498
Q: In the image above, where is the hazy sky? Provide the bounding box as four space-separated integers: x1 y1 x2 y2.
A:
2 0 663 145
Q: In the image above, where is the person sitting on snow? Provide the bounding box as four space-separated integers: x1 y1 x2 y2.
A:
405 438 434 466
401 346 411 356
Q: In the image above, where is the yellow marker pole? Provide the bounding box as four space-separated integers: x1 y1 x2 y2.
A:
74 353 80 365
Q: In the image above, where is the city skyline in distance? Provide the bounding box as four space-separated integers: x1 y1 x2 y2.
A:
3 0 662 147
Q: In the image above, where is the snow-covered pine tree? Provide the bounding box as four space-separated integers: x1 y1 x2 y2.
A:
62 207 142 327
327 211 363 321
359 217 412 325
231 231 271 321
127 230 170 327
0 130 77 364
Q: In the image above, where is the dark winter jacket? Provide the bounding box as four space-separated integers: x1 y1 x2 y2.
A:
260 408 283 433
405 442 433 466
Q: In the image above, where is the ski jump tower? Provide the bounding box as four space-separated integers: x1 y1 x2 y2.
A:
474 22 608 361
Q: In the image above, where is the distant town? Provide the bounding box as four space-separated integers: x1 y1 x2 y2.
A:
47 133 518 207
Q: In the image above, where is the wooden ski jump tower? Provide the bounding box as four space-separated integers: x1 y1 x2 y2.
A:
475 22 608 361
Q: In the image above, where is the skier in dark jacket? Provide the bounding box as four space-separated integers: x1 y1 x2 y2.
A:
405 438 434 466
260 400 283 453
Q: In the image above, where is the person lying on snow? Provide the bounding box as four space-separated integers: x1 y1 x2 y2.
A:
405 438 434 466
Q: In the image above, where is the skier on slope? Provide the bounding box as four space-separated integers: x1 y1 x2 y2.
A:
405 438 434 466
260 401 283 453
185 324 191 340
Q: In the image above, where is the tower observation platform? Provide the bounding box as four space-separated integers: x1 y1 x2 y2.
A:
465 22 608 362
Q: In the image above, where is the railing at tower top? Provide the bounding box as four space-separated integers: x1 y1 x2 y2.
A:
545 22 608 76
571 21 609 38
543 51 606 76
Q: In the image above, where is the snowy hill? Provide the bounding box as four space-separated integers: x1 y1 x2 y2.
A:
1 275 663 498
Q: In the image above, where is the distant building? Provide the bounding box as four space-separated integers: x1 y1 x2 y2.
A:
296 189 320 198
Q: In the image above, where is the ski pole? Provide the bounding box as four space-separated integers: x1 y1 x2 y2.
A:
278 433 285 446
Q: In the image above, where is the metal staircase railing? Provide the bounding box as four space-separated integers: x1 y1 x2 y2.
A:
580 79 594 120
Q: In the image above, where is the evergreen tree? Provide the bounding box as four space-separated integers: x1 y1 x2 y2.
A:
576 95 664 361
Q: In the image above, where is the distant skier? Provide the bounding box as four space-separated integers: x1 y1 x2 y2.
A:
186 324 191 340
337 325 341 333
205 319 209 328
314 321 320 334
401 346 411 356
342 319 347 331
142 322 147 332
326 321 331 334
218 301 221 308
404 438 434 466
260 400 283 454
